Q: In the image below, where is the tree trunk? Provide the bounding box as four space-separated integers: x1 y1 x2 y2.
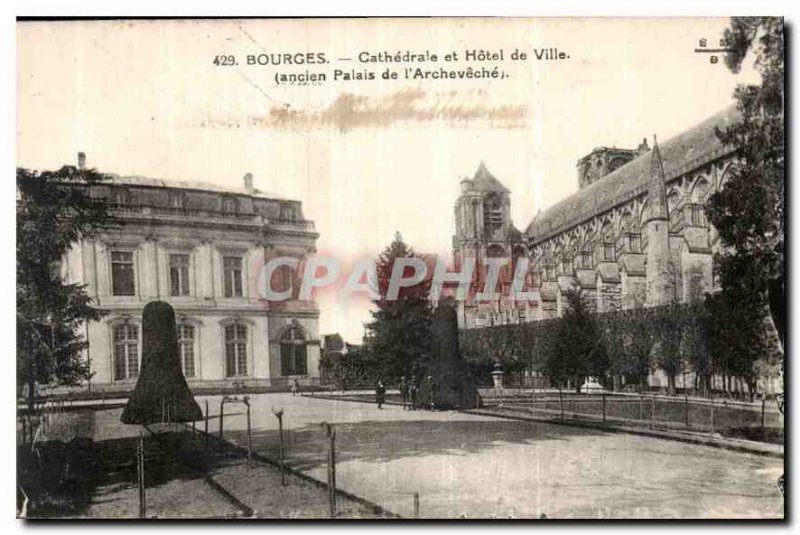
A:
667 375 676 396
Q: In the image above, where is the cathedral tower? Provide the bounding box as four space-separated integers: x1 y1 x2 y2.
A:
453 162 526 327
644 136 675 307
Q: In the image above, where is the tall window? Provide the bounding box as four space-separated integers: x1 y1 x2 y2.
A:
576 251 594 270
223 256 243 297
602 241 616 262
111 251 136 296
280 327 308 376
690 205 707 227
113 323 139 381
224 324 248 377
626 233 642 254
177 324 196 378
169 254 191 296
545 264 557 281
221 196 238 214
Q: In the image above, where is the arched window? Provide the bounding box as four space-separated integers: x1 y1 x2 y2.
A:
280 326 308 376
224 324 248 377
177 324 196 378
113 323 139 381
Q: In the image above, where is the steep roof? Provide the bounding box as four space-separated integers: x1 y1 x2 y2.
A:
473 161 510 193
525 105 739 244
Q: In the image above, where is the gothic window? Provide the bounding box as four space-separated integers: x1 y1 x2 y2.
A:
223 256 243 297
559 258 573 276
626 233 642 254
576 251 594 270
113 323 139 381
224 324 248 377
280 326 308 376
111 251 136 296
690 205 707 227
169 253 191 296
603 241 616 262
177 324 196 378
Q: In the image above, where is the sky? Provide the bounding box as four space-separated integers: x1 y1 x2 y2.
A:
17 18 760 343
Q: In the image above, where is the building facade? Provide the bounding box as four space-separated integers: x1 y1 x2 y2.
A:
454 106 739 330
61 156 321 392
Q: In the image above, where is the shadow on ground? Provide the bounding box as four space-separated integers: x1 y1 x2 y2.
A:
228 416 605 471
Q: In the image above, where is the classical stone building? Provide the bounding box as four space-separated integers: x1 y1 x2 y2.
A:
61 154 321 392
455 105 738 328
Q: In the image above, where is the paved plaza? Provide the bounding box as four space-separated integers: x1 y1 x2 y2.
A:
196 393 783 519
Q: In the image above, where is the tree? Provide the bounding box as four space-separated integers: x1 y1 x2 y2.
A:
546 289 607 392
365 232 433 382
655 305 684 396
706 17 784 384
17 165 118 410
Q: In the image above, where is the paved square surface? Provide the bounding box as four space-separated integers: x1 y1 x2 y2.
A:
196 393 783 519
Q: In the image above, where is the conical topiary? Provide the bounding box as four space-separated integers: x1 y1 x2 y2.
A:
425 297 480 409
120 301 202 424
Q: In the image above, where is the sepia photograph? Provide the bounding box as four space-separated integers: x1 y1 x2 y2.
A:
15 15 785 520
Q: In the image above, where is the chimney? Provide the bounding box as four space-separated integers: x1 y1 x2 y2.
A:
77 152 86 169
243 172 254 195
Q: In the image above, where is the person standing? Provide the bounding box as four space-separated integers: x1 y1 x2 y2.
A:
291 378 299 397
376 379 386 409
400 376 409 410
409 377 418 410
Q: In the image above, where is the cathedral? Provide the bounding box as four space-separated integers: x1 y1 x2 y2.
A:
453 105 739 329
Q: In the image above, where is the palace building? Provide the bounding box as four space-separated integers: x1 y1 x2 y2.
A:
453 105 740 329
60 154 321 392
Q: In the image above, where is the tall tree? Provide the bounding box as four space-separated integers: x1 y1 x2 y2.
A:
706 17 784 380
546 289 607 392
17 165 117 410
365 232 433 381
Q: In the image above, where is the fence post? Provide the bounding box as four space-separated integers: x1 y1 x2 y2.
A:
413 492 420 518
639 393 644 422
684 392 689 429
246 400 252 465
650 395 655 428
559 387 564 421
204 400 209 451
278 413 286 486
219 399 225 440
326 423 336 518
710 395 715 435
602 392 606 423
761 397 766 430
138 430 146 519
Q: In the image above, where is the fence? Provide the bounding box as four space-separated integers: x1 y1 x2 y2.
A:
481 390 783 438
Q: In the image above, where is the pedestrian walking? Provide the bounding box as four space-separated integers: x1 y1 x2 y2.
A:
409 378 418 410
376 379 386 409
291 378 299 397
400 376 409 410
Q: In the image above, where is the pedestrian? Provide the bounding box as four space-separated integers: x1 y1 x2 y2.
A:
291 378 299 397
400 376 409 410
376 379 386 409
409 378 418 410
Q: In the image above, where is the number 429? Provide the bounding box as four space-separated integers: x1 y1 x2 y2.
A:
213 55 237 66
